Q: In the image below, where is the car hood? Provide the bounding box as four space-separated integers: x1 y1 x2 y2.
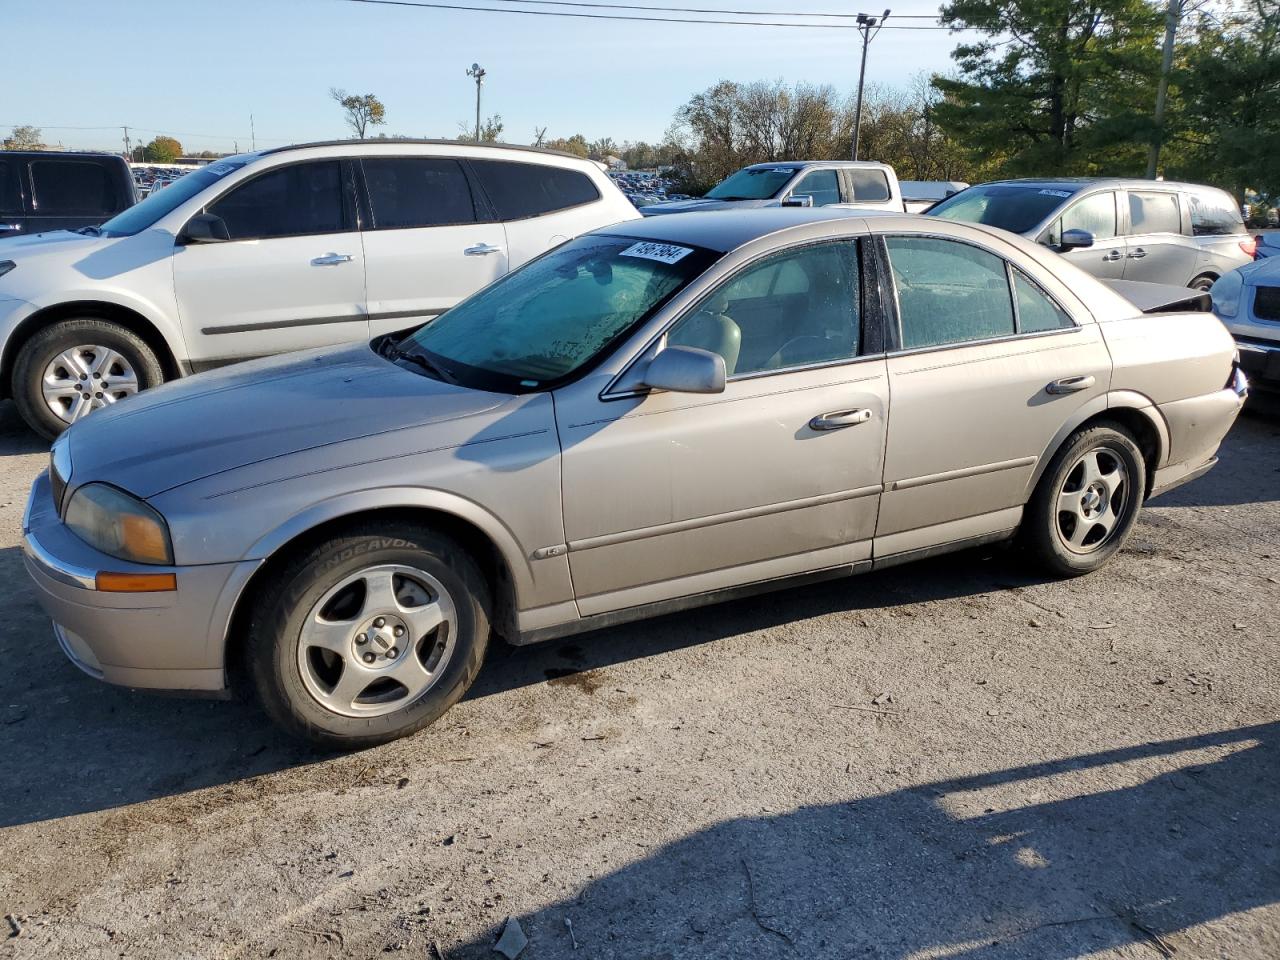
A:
0 229 108 261
63 344 512 499
640 197 775 216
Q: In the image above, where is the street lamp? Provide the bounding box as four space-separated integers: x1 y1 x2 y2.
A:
852 10 890 161
466 63 487 142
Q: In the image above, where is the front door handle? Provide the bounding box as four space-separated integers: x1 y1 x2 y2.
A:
311 253 353 266
1127 248 1147 260
1102 249 1123 262
1046 375 1096 395
464 242 504 256
810 408 873 431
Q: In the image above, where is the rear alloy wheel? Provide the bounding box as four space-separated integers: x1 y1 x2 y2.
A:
248 524 491 749
13 318 164 439
1023 424 1145 576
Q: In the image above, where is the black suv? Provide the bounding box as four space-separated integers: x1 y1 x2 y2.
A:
0 151 136 238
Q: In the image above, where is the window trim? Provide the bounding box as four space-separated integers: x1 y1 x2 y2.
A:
193 158 356 242
464 157 601 223
879 231 1080 358
355 156 485 232
601 236 877 401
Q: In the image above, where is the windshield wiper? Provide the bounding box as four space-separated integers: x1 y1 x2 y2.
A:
391 346 456 384
77 225 102 236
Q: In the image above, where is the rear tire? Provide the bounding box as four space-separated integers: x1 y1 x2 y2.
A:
12 318 164 440
246 522 491 750
1022 423 1145 577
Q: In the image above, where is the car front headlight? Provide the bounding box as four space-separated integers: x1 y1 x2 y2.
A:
1209 270 1243 319
65 482 173 565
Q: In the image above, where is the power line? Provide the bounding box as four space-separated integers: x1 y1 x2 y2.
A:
335 0 961 28
434 0 942 18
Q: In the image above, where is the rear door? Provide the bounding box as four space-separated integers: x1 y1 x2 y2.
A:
173 158 368 364
0 156 25 238
358 156 508 337
25 157 125 233
1122 189 1198 284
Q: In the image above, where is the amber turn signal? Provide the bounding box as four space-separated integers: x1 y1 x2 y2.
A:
96 572 177 593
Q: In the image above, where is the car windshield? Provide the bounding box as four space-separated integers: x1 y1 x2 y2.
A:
705 166 795 201
928 184 1078 234
97 157 252 237
398 234 717 392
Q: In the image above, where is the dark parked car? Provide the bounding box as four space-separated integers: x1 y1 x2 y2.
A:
0 151 136 238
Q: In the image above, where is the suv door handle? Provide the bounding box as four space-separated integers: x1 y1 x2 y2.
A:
464 242 504 256
311 253 353 266
1127 248 1147 259
1046 375 1096 395
810 408 873 431
1102 249 1123 262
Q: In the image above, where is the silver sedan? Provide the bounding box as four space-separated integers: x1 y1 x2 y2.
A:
24 209 1247 748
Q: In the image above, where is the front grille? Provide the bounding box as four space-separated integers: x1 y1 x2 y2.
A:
1255 286 1280 322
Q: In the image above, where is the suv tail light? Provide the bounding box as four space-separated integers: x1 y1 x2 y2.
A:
1241 235 1258 258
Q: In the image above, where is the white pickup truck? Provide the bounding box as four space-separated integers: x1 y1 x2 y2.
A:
640 160 904 216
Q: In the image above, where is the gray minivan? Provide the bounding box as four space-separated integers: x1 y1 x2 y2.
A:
927 178 1253 290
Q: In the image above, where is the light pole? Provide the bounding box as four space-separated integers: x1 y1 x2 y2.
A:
466 63 487 142
852 10 890 161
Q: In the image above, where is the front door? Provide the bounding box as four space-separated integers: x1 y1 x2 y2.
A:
173 159 368 365
1122 189 1198 285
1051 190 1126 280
876 232 1112 556
358 156 509 337
555 239 888 616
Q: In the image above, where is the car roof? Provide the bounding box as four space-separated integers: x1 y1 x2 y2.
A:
742 160 890 171
978 177 1229 194
258 138 592 164
592 208 882 252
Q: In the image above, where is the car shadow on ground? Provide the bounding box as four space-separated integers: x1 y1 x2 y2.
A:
0 401 48 457
444 721 1280 960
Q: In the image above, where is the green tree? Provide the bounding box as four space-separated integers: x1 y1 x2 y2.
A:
457 114 504 143
4 125 44 150
142 136 183 163
931 0 1162 176
330 88 386 139
545 133 590 158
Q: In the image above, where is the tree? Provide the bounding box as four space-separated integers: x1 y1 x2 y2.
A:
589 136 618 160
142 136 183 163
4 125 44 150
457 114 504 143
931 0 1162 176
545 133 590 158
330 88 386 139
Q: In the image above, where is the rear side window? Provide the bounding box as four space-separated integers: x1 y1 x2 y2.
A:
1128 191 1181 235
791 169 841 206
469 159 600 220
362 158 477 229
1013 269 1074 333
848 168 891 203
886 236 1015 349
1188 189 1246 236
0 159 21 216
208 161 346 240
29 160 117 216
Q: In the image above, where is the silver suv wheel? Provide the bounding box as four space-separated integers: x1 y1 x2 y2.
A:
41 345 140 424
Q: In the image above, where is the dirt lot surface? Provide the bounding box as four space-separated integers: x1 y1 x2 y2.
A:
0 396 1277 960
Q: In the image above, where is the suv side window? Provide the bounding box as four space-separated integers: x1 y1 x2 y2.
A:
847 168 891 202
667 241 860 377
469 159 600 220
208 161 346 240
1057 191 1117 241
1187 189 1246 236
791 169 841 207
362 157 478 229
29 160 117 216
1128 191 1181 235
885 236 1015 349
0 159 22 216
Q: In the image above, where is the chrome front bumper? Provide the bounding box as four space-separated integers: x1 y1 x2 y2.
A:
23 471 259 694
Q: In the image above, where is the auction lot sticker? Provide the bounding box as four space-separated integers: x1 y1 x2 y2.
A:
620 241 694 264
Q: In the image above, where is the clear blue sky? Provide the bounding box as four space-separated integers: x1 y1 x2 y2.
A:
6 0 961 154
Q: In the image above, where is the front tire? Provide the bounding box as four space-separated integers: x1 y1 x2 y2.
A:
1022 423 1145 577
1189 273 1217 293
12 318 164 440
246 523 491 750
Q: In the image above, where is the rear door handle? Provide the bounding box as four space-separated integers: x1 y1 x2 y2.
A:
1127 248 1147 260
1046 375 1096 395
464 242 504 256
311 253 353 266
810 408 873 431
1102 249 1123 262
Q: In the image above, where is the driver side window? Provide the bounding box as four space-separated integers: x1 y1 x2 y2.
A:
666 241 861 377
790 169 842 207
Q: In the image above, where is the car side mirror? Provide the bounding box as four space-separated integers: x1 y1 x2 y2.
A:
781 194 814 208
180 213 230 244
1058 228 1094 252
641 346 726 394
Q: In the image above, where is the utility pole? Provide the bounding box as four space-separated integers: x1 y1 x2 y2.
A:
1146 0 1181 179
852 10 890 161
122 125 132 161
466 63 487 141
250 114 256 152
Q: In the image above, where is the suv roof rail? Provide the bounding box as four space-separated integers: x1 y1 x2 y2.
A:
258 138 590 163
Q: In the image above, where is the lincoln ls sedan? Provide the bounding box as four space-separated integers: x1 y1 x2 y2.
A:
24 209 1247 748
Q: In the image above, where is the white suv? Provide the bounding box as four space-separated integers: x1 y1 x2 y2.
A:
0 141 639 437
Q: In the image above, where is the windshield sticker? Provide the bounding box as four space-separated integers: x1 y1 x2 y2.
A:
205 161 240 177
1038 189 1073 198
619 241 694 265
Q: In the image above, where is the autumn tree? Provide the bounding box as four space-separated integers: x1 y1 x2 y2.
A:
545 134 590 158
142 136 183 162
4 125 45 150
330 88 386 139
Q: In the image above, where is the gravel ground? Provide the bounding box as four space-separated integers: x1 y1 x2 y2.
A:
0 395 1276 960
